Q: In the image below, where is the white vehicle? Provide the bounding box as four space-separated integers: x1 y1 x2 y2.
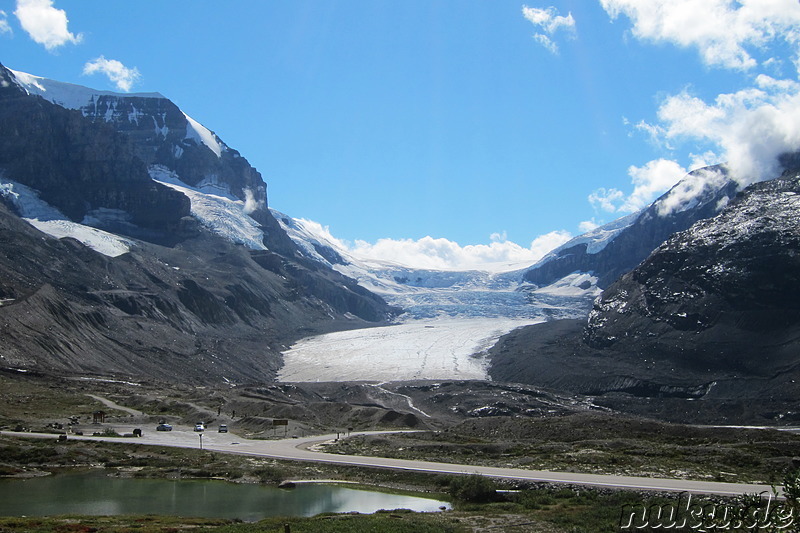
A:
194 422 205 432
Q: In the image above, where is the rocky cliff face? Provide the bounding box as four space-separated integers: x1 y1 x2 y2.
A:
490 171 800 424
0 199 389 382
4 63 298 254
0 65 193 244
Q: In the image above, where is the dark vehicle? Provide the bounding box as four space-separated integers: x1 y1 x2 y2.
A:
218 424 228 433
156 423 173 431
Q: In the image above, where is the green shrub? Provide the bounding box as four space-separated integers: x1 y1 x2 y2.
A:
447 474 498 503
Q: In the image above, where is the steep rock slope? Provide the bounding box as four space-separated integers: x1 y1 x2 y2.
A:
0 199 386 382
585 174 800 373
490 172 800 423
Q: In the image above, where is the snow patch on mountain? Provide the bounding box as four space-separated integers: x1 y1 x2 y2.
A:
654 166 731 217
0 180 133 257
667 185 800 251
150 166 266 250
183 112 224 157
532 272 601 297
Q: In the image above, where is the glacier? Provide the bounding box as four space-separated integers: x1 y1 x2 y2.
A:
274 211 602 382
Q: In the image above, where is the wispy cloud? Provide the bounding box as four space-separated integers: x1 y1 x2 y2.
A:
14 0 82 51
0 10 12 35
83 56 141 92
600 0 800 71
522 5 576 54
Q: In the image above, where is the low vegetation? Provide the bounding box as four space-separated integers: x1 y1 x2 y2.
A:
324 412 800 485
2 371 799 532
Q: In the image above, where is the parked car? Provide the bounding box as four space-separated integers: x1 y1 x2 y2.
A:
218 424 228 433
156 423 172 431
194 422 205 432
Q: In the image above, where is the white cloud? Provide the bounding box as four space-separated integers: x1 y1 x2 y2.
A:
533 33 559 55
578 219 600 233
490 230 508 243
688 150 722 170
0 10 12 35
623 159 688 211
588 187 624 213
14 0 82 51
243 188 259 214
654 166 729 216
600 0 800 71
655 76 800 185
291 217 572 271
589 159 688 213
522 5 576 54
593 1 800 216
83 56 141 92
349 231 572 271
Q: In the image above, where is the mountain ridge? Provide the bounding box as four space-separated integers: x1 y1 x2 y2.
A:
0 62 397 383
489 169 800 423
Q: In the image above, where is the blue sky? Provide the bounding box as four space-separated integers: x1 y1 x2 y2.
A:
2 1 800 270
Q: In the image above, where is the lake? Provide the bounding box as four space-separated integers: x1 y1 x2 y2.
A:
0 471 451 521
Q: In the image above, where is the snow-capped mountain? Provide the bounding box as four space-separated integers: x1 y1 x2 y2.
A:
490 167 800 424
0 62 396 382
9 67 248 200
3 63 733 330
4 64 303 256
523 165 740 289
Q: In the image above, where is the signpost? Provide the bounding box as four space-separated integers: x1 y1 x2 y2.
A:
273 419 289 437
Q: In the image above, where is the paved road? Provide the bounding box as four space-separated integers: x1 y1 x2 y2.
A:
1 428 779 497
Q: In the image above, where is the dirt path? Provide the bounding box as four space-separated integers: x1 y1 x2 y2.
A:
86 394 144 417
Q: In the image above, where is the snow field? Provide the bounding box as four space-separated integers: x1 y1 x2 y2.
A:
278 318 540 382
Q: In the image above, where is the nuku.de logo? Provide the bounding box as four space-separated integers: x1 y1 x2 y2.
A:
619 491 795 531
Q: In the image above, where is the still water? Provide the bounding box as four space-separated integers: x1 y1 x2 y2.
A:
0 472 450 521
